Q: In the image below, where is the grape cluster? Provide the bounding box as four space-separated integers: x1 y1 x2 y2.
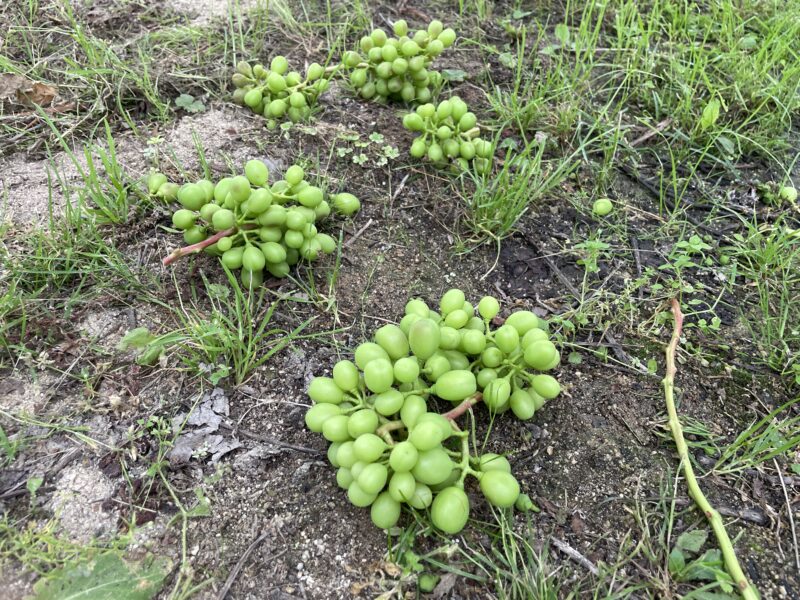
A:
150 160 360 285
402 96 493 175
342 20 456 104
231 57 331 123
304 289 561 533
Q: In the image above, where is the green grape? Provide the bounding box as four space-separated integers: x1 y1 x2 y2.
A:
147 172 167 194
177 183 207 210
363 358 394 393
424 354 450 381
336 467 353 489
367 46 383 63
478 453 511 473
427 39 444 56
459 140 476 160
408 318 441 360
332 360 359 391
350 69 368 89
285 71 302 87
308 376 344 404
265 73 286 95
288 91 306 108
476 367 498 389
328 443 341 467
413 30 429 45
415 413 452 440
353 433 387 463
405 298 429 317
393 19 408 37
322 414 351 442
393 356 420 383
347 481 377 507
299 237 322 260
431 487 469 534
336 441 357 468
433 370 476 402
317 233 336 254
359 36 373 52
427 142 444 161
244 87 263 108
350 461 366 479
211 208 235 231
285 211 306 231
436 125 452 140
348 410 379 437
217 236 233 252
245 159 269 186
381 44 398 62
494 325 520 354
258 205 286 227
156 182 179 200
221 246 245 269
440 289 465 314
399 313 421 336
521 328 548 349
371 492 401 529
478 470 520 507
436 326 458 350
298 186 323 208
228 176 252 204
314 200 331 220
214 178 232 203
443 138 460 158
389 472 416 502
412 447 454 485
374 389 404 415
505 311 539 335
304 403 341 432
374 324 409 360
444 309 469 329
240 268 263 288
375 61 393 79
172 209 196 230
478 296 499 320
401 40 420 57
331 193 360 216
236 61 253 77
270 55 289 74
400 83 416 102
259 241 284 263
408 421 443 451
531 374 560 399
510 388 536 420
196 179 215 202
389 441 419 472
461 329 486 355
357 462 388 495
400 395 427 428
183 225 206 244
354 342 390 369
427 20 444 37
435 100 452 120
481 346 503 368
438 28 457 47
524 340 558 370
410 138 427 158
392 57 408 75
408 482 433 509
241 246 266 271
458 112 477 131
483 378 511 411
307 62 325 80
403 113 424 131
371 28 388 46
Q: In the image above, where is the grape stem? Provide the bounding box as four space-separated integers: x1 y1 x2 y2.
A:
375 420 405 446
162 224 258 265
442 393 483 421
162 227 236 266
662 298 758 600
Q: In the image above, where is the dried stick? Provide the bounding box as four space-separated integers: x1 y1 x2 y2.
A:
442 393 483 421
663 299 758 600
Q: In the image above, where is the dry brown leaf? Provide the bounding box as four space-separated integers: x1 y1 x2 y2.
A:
0 73 57 108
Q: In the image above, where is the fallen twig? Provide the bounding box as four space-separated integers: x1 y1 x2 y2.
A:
217 532 284 600
550 537 599 576
442 393 483 421
774 457 800 573
162 227 236 266
343 217 374 248
663 299 758 600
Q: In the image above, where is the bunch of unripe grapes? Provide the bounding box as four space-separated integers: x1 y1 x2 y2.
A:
150 160 360 285
231 57 331 123
304 289 561 533
342 19 456 104
402 96 493 174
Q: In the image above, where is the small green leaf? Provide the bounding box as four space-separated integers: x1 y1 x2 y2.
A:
32 552 170 600
499 52 517 69
442 69 466 82
567 351 582 365
511 9 533 19
119 327 156 350
700 99 721 131
790 463 800 475
647 358 658 373
27 476 43 497
137 344 165 366
554 23 570 44
668 548 686 574
676 529 708 553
